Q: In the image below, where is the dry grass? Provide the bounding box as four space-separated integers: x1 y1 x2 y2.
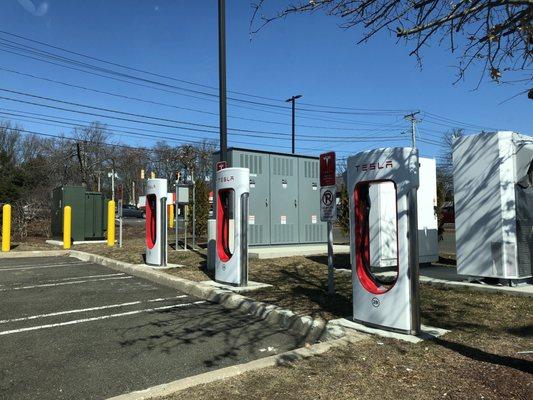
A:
160 286 532 400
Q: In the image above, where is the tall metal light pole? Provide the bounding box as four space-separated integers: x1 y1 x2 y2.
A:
286 95 302 154
218 0 228 162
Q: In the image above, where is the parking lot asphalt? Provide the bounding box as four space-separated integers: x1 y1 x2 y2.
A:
0 256 304 400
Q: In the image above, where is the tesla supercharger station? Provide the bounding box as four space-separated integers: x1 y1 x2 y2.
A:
215 167 250 286
347 147 420 335
145 178 168 267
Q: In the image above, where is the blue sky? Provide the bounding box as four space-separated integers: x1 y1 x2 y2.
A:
0 0 530 161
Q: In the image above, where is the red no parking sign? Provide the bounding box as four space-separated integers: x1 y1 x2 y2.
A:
320 152 336 222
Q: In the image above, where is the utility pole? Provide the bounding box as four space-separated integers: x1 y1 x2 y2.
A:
404 111 420 148
218 0 228 162
286 95 302 154
95 171 102 192
191 171 196 249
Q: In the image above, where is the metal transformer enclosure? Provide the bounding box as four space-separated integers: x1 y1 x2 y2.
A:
369 157 438 267
347 147 420 334
453 131 533 281
417 158 439 264
215 167 250 286
51 186 107 242
213 148 326 246
145 179 168 267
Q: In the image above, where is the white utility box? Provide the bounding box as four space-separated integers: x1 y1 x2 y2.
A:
453 131 533 282
369 157 438 268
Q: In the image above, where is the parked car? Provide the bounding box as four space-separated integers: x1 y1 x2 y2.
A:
440 201 455 224
120 204 145 219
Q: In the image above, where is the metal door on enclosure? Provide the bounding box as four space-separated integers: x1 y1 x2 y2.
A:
298 158 325 243
270 155 299 244
233 150 271 246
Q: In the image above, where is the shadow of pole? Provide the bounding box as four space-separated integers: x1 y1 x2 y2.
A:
433 337 533 374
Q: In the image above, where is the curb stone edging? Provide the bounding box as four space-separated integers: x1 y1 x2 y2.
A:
0 250 69 258
107 333 365 400
67 250 346 343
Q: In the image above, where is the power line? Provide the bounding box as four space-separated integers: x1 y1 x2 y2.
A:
0 48 413 130
0 88 410 141
0 29 285 103
0 66 408 133
0 31 498 133
0 106 407 146
0 30 417 115
0 37 412 116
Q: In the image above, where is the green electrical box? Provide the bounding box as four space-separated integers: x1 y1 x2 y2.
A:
51 186 107 242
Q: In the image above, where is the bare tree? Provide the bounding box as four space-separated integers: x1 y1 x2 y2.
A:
437 128 463 199
251 1 532 87
194 140 217 181
74 123 112 190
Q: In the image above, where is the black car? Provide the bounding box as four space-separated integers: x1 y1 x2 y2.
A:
120 204 146 219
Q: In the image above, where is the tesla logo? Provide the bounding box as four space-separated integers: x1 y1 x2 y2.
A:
371 297 380 307
355 161 393 172
217 176 235 183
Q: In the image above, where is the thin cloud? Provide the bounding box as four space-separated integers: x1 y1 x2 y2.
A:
17 0 49 17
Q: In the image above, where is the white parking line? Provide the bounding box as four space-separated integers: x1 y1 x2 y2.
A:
0 262 87 272
0 295 188 324
0 276 133 292
0 301 207 336
44 273 125 283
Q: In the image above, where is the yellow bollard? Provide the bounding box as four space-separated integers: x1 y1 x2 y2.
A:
63 206 72 250
150 171 156 179
107 200 115 246
2 204 11 252
168 204 174 228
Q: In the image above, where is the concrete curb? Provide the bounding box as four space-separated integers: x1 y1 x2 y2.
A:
67 250 345 343
107 333 364 400
420 276 533 297
0 250 69 258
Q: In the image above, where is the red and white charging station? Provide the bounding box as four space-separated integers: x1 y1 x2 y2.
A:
215 167 250 286
347 147 420 335
145 178 168 267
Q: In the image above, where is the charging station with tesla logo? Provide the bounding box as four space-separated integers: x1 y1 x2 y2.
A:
347 147 420 335
215 166 250 286
145 178 168 267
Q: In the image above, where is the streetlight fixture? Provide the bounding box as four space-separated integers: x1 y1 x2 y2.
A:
286 94 302 154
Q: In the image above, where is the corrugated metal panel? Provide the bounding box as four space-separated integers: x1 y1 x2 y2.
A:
272 224 295 244
304 223 326 242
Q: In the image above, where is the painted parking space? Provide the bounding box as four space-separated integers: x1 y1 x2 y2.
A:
0 256 304 400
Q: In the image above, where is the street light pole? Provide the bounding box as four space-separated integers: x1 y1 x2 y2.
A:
218 0 228 162
286 95 302 154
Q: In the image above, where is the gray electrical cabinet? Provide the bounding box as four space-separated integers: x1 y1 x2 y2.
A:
213 148 326 246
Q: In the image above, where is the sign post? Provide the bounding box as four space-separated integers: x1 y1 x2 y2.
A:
320 152 336 295
175 179 179 251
